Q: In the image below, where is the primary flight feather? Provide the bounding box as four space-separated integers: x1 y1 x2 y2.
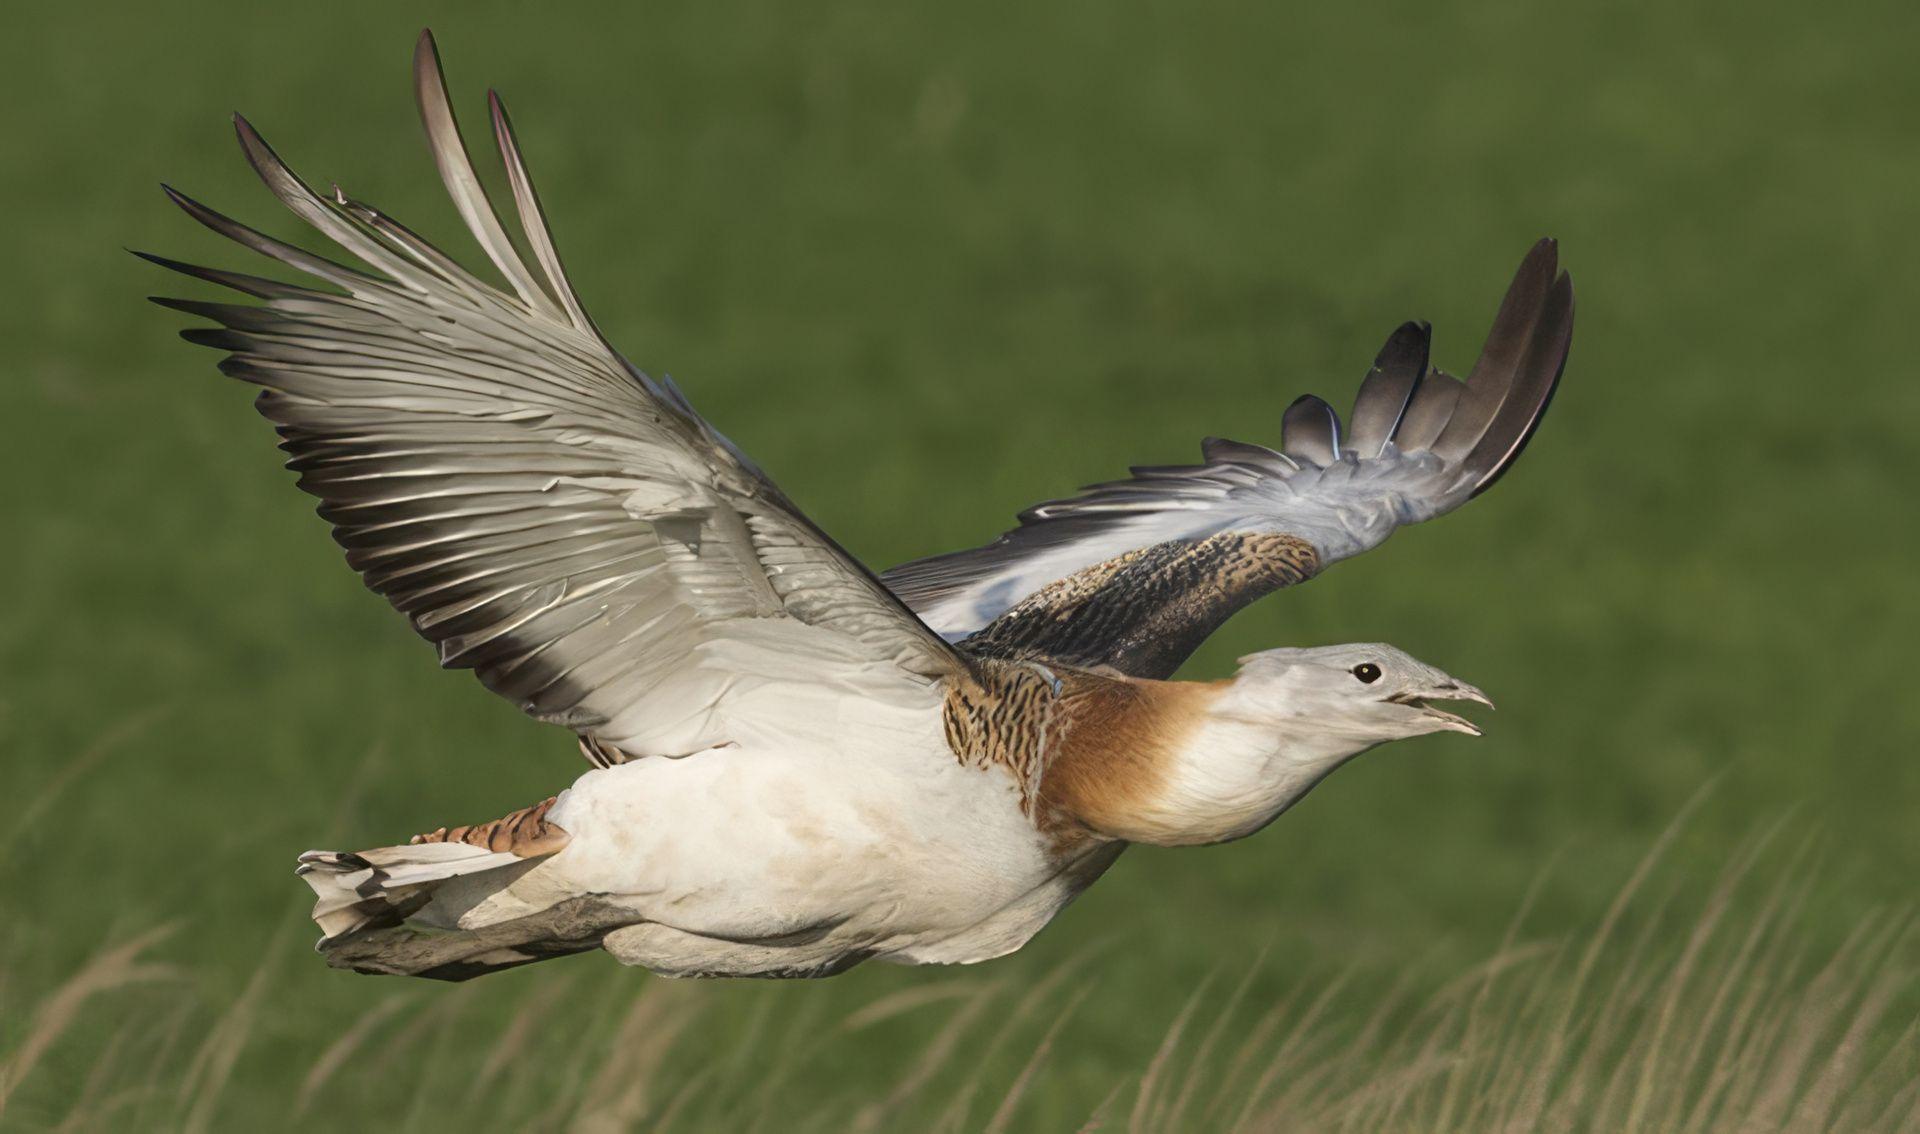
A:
146 31 1571 981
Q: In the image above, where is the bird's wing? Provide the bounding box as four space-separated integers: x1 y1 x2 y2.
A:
145 32 966 761
887 241 1573 679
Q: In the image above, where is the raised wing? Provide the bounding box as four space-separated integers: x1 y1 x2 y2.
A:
145 32 965 760
886 241 1573 678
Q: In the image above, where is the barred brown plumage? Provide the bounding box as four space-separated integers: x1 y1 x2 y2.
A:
410 796 569 856
940 658 1226 850
958 532 1320 676
941 661 1061 813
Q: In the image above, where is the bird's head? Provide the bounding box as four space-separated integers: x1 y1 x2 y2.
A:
1050 643 1492 848
1218 643 1492 745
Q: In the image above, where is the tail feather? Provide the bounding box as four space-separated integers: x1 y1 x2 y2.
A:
297 840 609 981
297 842 523 940
317 894 634 981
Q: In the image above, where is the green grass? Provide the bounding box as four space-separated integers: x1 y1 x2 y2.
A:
6 820 1916 1130
3 0 1918 1127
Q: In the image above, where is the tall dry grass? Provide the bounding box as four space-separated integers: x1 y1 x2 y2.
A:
2 818 1915 1133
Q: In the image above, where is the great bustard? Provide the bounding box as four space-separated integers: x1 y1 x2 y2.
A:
145 31 1570 981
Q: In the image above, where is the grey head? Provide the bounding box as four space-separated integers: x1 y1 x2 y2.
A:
1220 643 1493 743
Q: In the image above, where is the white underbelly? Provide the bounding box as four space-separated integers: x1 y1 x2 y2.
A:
482 738 1069 965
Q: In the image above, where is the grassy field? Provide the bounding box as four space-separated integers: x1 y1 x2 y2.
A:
3 0 1918 1128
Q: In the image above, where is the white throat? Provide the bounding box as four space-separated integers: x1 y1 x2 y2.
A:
1118 711 1374 847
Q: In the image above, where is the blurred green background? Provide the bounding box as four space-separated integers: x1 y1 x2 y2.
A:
3 0 1916 1126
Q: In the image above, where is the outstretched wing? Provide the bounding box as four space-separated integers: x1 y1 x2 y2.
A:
145 32 965 760
885 241 1573 678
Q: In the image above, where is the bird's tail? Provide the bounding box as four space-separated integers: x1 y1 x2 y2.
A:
297 842 530 939
296 797 591 980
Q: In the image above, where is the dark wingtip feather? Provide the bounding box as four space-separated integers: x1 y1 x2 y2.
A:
1348 320 1431 456
485 82 597 336
410 28 565 318
148 294 215 315
1464 267 1574 497
157 184 250 246
414 29 444 90
158 175 387 294
230 114 270 167
231 113 293 191
1200 436 1288 467
1389 367 1464 452
158 183 235 232
1427 239 1562 464
180 326 246 351
134 248 320 301
1280 394 1341 467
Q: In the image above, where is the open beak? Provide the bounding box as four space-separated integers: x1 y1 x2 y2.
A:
1388 681 1494 737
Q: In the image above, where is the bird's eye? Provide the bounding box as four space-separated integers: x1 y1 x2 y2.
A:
1352 663 1382 684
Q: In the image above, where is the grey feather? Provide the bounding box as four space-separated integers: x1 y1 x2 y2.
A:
1431 238 1560 462
411 30 564 320
1200 437 1295 470
486 89 597 337
232 116 434 295
160 184 383 295
1390 366 1464 452
1280 395 1341 467
1458 269 1573 496
328 192 504 305
1346 321 1429 458
146 34 966 759
131 250 303 299
885 242 1575 663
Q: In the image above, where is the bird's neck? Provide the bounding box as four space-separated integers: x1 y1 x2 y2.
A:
1040 675 1363 847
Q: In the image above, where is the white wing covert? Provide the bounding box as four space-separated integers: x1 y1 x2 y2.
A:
145 32 965 760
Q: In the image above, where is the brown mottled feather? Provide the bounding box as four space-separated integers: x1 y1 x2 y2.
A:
942 662 1061 814
959 532 1319 677
942 660 1220 849
411 796 570 856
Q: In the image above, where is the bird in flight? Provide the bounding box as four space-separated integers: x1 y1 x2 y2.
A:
146 32 1572 981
